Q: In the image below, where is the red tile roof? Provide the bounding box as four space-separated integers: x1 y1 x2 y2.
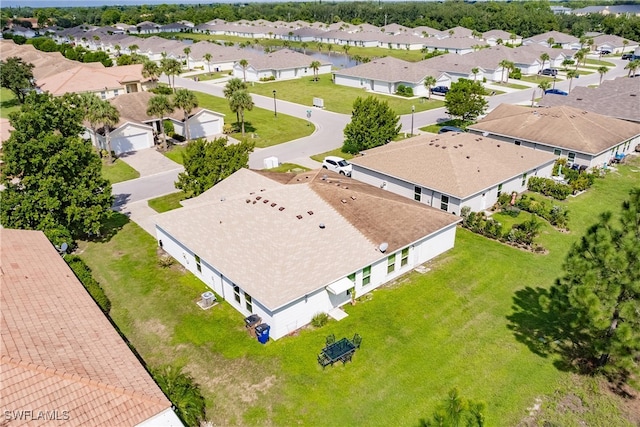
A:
0 229 174 426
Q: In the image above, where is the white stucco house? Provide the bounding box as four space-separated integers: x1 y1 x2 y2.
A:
349 132 557 215
333 56 450 96
153 168 461 340
233 49 331 82
170 109 225 140
468 104 640 168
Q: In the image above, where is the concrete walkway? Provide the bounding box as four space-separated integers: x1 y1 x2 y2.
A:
117 200 159 236
118 148 183 177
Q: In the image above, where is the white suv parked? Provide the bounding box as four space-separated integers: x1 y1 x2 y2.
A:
322 156 352 177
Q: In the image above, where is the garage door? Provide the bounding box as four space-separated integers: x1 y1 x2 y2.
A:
111 131 153 155
190 118 220 139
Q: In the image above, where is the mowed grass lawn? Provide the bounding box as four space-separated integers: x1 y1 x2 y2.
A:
78 157 640 426
248 76 444 115
194 91 313 148
0 88 21 119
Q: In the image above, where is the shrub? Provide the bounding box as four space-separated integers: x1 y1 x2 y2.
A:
151 85 173 95
311 312 329 328
163 119 175 136
395 84 414 97
65 255 111 313
153 365 206 427
527 177 572 200
509 68 522 80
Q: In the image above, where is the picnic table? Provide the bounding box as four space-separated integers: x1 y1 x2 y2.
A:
317 334 361 368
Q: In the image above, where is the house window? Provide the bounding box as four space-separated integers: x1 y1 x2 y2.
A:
514 140 522 146
100 91 106 99
521 172 527 187
245 293 252 312
114 89 119 97
440 195 449 211
568 152 576 163
362 266 371 286
233 285 240 303
497 183 503 197
553 148 562 156
348 273 356 282
414 186 422 201
387 254 396 274
401 248 409 267
194 254 201 273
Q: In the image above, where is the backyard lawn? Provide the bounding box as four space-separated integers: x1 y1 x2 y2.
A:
78 157 640 426
248 76 444 115
101 158 140 183
0 88 20 119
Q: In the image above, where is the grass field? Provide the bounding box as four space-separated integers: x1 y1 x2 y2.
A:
248 77 444 115
148 191 186 213
0 88 20 119
310 147 355 163
78 156 640 426
101 158 140 183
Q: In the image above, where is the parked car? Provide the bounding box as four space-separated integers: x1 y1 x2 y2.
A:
438 126 465 134
322 156 352 176
430 86 449 95
600 50 612 55
545 89 568 96
538 68 558 76
622 53 633 60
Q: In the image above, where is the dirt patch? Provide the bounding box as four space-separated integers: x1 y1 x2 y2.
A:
135 318 171 341
557 393 586 414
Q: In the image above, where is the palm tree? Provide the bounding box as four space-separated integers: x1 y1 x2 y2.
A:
539 52 550 71
99 101 120 163
538 80 551 97
229 90 254 136
142 60 161 84
343 44 350 55
471 30 481 40
496 38 503 46
183 47 191 70
153 365 205 427
509 33 517 46
78 93 102 154
625 59 640 77
573 51 585 70
129 44 139 55
471 67 480 81
423 75 437 100
301 42 308 54
622 39 629 54
146 94 174 151
317 42 324 53
203 53 212 75
566 70 578 92
238 59 249 82
223 78 247 123
161 58 182 92
597 66 609 85
546 37 555 48
114 44 121 56
327 43 333 56
499 59 513 83
173 89 199 142
309 60 321 82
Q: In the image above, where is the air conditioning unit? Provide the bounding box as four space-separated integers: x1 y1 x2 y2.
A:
201 291 216 308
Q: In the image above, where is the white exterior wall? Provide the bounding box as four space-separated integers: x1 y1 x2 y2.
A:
334 74 365 89
108 123 155 154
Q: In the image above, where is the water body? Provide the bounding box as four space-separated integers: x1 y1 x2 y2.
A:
231 44 360 69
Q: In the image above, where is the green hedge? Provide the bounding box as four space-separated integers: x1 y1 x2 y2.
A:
527 177 572 200
66 255 111 313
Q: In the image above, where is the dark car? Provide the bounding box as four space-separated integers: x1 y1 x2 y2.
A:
622 53 633 60
438 126 465 134
538 68 558 76
600 50 611 55
545 89 568 96
430 86 449 95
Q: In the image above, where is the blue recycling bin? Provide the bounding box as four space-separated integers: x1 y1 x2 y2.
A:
255 323 270 344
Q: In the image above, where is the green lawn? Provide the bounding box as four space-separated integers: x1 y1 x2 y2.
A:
310 148 355 163
420 119 473 134
0 88 21 119
148 191 186 213
78 157 640 426
248 77 444 115
101 158 140 183
192 71 230 81
164 144 187 165
194 91 313 148
267 163 310 173
584 58 615 67
493 81 531 90
519 75 556 84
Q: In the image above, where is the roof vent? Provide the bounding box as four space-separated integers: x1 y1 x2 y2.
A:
379 242 389 253
307 210 314 215
466 156 470 159
246 199 251 203
260 189 266 192
322 174 327 180
576 98 583 101
296 215 303 219
252 201 257 204
270 203 277 207
631 93 637 97
279 207 285 211
256 196 262 200
263 199 269 203
458 144 463 147
220 196 226 201
319 223 325 229
249 192 255 195
341 199 347 204
351 195 357 200
435 144 440 147
429 142 434 146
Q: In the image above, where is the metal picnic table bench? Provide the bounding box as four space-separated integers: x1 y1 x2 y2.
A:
317 334 361 368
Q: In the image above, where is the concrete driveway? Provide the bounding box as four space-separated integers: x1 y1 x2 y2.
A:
118 148 183 177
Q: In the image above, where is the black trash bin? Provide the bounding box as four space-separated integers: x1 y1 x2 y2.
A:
244 314 262 337
255 323 270 344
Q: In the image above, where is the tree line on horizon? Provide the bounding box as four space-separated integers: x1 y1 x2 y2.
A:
3 1 640 41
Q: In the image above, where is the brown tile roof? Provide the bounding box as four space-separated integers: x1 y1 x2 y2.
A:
153 168 458 310
538 77 640 123
106 91 205 127
350 132 556 199
36 64 147 96
469 103 640 155
0 229 174 426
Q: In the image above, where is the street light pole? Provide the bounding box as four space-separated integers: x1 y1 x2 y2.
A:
552 76 557 89
411 105 415 137
273 90 277 118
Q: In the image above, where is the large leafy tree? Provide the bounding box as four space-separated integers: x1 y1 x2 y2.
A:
0 57 35 103
444 79 488 122
342 96 400 154
175 137 254 197
0 92 113 244
228 89 254 136
147 94 174 151
173 89 199 142
542 188 640 382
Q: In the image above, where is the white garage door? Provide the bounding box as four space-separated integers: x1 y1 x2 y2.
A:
111 132 152 155
190 118 220 139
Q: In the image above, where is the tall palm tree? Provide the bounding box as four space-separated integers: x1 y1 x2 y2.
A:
78 93 102 154
183 47 191 70
146 94 174 151
229 90 254 136
573 51 585 70
343 44 350 55
509 33 517 46
546 37 555 47
129 44 139 55
142 60 161 84
161 58 182 92
538 80 551 97
317 42 324 53
622 39 629 54
173 89 199 142
498 59 513 83
327 43 333 56
238 59 249 82
203 53 213 75
597 66 609 85
566 70 578 92
309 60 321 81
223 78 247 123
539 52 550 71
98 101 120 163
423 75 437 100
471 67 480 81
114 44 121 56
625 59 640 77
301 42 308 54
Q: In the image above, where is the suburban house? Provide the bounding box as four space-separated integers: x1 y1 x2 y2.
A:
482 29 521 46
0 229 184 427
153 168 461 340
538 77 640 123
233 49 331 82
572 4 640 17
523 30 581 49
333 56 450 96
349 132 556 215
421 53 497 82
468 104 640 168
591 34 639 54
85 91 224 155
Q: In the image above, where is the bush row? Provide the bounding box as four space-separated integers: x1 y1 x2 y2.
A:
396 84 414 97
527 177 572 200
66 255 111 313
515 194 569 230
461 207 544 251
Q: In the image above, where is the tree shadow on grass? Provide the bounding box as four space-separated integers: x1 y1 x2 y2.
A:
1 98 20 111
506 286 577 373
87 212 130 244
234 121 257 134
